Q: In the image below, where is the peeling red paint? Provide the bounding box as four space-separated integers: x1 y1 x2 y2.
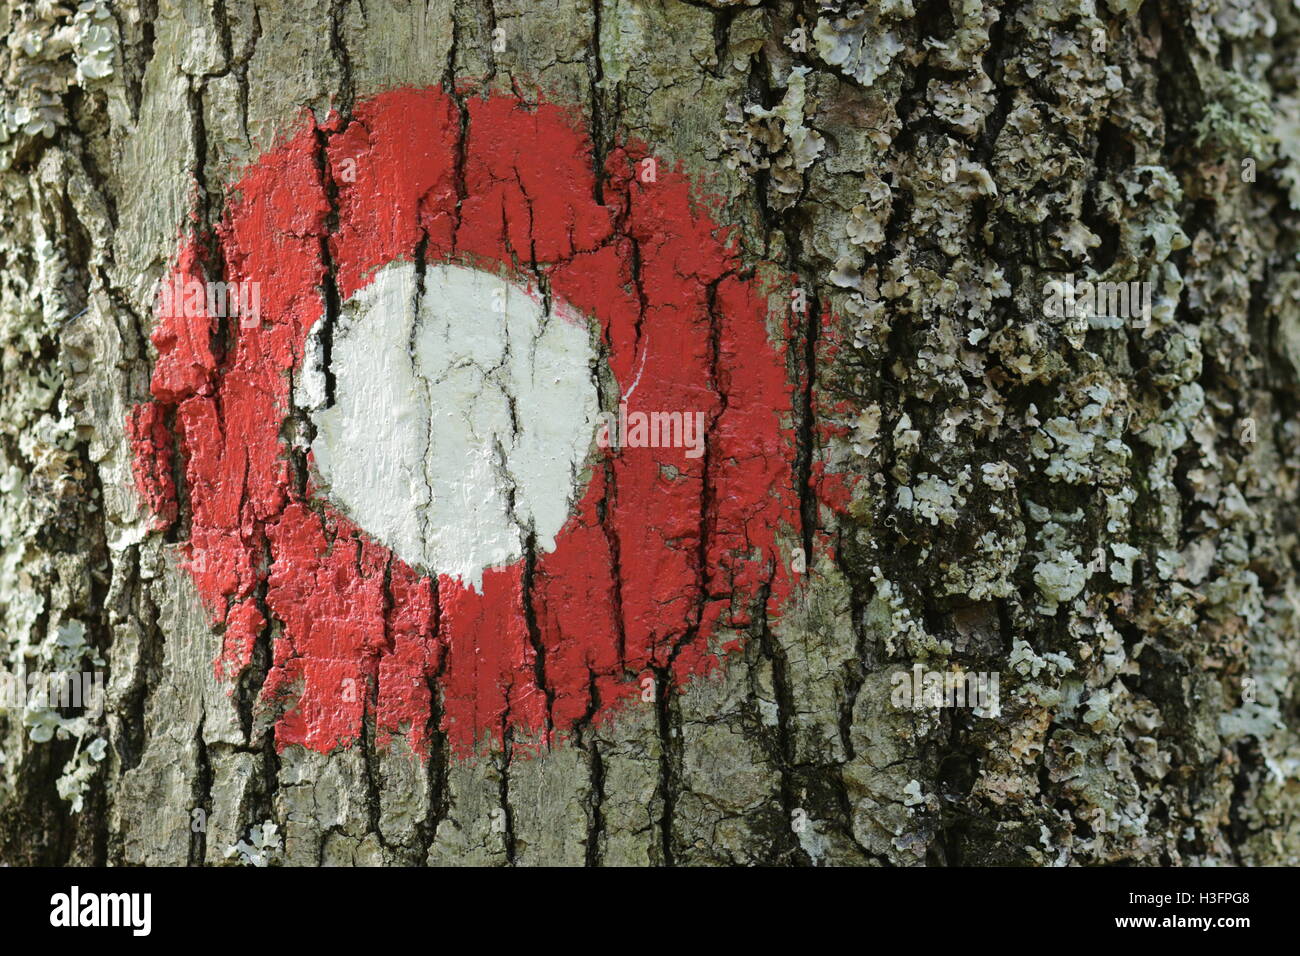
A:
130 87 824 758
809 312 862 520
146 242 218 404
219 600 264 681
811 460 857 517
126 403 176 531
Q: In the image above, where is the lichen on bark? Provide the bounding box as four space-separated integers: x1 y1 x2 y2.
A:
1 0 1299 866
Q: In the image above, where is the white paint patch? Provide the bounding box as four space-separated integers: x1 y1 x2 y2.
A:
297 261 602 591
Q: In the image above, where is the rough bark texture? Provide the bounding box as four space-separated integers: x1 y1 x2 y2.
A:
2 0 1300 867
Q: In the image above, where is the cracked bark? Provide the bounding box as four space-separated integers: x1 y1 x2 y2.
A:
3 0 1300 867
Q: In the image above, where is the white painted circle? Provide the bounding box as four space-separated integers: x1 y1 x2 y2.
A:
296 261 602 591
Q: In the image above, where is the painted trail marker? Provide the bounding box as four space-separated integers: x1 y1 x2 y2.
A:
130 87 811 757
298 261 602 592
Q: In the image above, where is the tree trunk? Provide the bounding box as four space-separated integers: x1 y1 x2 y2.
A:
2 0 1298 867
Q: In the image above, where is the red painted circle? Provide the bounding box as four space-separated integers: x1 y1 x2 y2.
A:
129 87 804 756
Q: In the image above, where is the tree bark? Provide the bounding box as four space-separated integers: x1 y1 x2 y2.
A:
1 0 1299 866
